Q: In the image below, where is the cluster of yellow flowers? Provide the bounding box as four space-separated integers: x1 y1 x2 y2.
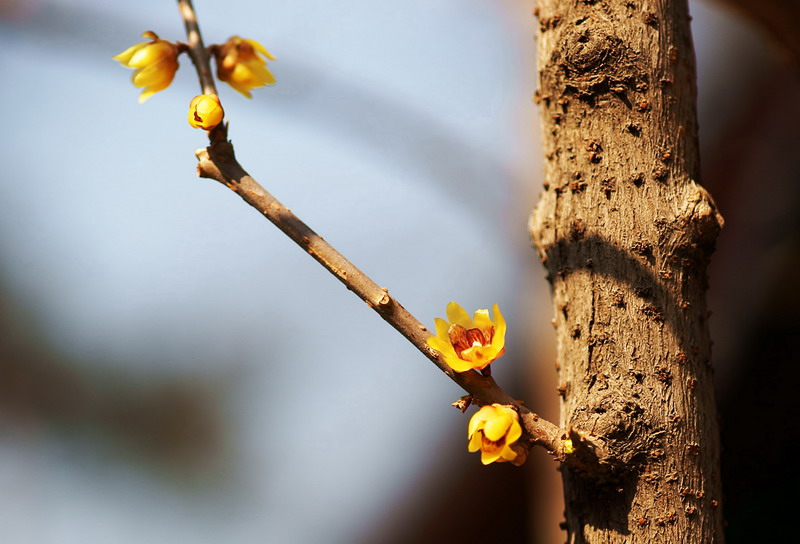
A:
114 32 526 467
114 31 276 130
426 302 523 464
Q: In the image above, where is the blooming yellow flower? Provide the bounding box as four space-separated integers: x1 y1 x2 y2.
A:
188 94 224 130
214 36 276 98
114 31 180 103
468 404 522 465
426 302 506 373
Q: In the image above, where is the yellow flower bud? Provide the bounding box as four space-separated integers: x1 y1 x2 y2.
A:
188 94 224 130
426 302 506 373
114 31 180 103
214 36 276 98
468 404 522 465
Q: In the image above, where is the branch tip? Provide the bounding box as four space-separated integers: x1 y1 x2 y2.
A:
451 396 473 412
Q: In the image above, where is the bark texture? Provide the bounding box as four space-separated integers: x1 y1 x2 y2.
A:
529 1 724 542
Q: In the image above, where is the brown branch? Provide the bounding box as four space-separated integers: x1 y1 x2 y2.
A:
175 0 607 469
194 143 583 460
177 0 217 96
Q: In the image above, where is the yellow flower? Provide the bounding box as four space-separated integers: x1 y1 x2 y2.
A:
114 31 180 103
426 302 506 373
188 94 224 130
468 404 522 465
214 36 276 97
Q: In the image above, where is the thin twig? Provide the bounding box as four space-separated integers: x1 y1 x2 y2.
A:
194 142 570 457
174 0 606 467
177 0 217 96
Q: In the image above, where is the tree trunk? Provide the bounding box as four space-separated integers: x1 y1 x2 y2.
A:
529 1 724 542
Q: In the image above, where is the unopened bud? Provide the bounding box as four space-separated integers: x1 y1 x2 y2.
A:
188 94 224 130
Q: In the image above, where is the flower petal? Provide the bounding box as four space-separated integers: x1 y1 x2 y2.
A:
482 408 512 441
246 38 276 60
127 43 165 67
468 407 489 438
500 446 518 463
433 317 451 339
446 301 472 328
467 432 483 452
138 88 158 103
492 303 506 346
443 352 478 372
248 63 276 85
113 43 144 64
480 448 503 465
228 80 253 98
132 62 170 88
472 308 492 330
459 345 489 370
426 335 453 357
506 417 522 444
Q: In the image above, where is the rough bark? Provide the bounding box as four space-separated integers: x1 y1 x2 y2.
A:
529 1 724 543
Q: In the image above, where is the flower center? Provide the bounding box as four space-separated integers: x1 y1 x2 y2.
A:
448 324 494 361
479 432 506 454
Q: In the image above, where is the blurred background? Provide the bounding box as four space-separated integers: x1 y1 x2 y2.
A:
0 0 797 542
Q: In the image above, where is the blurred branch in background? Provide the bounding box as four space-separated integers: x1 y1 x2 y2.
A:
702 45 800 543
713 0 800 66
0 273 228 478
